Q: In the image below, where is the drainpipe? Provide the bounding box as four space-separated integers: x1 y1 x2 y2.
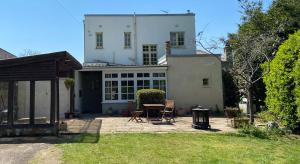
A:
133 12 137 65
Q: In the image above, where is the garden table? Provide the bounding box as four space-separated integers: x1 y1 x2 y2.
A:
143 104 165 122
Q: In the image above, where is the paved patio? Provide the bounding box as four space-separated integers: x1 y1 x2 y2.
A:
63 116 236 134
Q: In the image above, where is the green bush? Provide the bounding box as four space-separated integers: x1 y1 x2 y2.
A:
238 125 285 139
258 111 277 123
136 89 165 110
263 30 300 129
224 107 241 118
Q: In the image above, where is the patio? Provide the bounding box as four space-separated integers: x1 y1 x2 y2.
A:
63 116 236 134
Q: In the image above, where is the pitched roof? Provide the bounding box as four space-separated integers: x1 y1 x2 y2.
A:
0 48 16 59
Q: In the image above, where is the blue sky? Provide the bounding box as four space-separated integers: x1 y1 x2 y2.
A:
0 0 272 63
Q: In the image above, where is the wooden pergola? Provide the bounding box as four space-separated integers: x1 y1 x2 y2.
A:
0 51 81 136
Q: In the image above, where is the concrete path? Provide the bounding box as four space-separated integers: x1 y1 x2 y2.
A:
0 137 63 164
0 142 50 164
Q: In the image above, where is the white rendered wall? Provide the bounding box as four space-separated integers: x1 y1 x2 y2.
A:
84 14 196 65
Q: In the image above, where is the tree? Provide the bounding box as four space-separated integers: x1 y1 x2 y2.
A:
263 30 300 129
226 0 300 123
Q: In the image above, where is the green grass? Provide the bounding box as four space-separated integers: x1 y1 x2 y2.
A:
57 133 300 164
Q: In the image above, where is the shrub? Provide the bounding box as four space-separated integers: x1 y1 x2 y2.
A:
224 107 241 118
136 89 165 110
238 125 285 139
263 30 300 129
257 111 277 123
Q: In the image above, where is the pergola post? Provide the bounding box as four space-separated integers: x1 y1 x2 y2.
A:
7 81 15 127
56 78 60 125
29 81 35 125
50 79 56 125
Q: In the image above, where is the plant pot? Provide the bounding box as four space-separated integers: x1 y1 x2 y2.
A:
59 122 68 131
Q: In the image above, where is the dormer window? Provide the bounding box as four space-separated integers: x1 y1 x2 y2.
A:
96 32 103 49
170 32 185 48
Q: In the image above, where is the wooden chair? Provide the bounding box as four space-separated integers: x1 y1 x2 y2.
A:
128 101 143 122
161 100 175 122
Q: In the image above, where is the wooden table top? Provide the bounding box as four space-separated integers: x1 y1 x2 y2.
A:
143 104 165 107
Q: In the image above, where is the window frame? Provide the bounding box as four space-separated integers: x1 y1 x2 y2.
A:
170 31 185 48
102 71 167 103
142 44 157 65
202 78 209 87
96 32 103 49
124 32 131 49
121 80 135 100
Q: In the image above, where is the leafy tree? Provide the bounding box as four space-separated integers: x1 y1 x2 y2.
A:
226 0 300 123
263 30 300 128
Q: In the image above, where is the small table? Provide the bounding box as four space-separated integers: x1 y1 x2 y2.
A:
143 104 165 122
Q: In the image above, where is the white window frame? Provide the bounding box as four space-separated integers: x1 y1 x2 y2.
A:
96 32 103 49
170 31 185 48
143 45 157 65
102 70 167 103
121 79 135 100
124 32 131 49
104 80 119 101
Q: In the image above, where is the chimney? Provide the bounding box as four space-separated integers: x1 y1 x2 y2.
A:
165 41 171 56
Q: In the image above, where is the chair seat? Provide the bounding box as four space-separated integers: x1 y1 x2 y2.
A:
133 111 143 113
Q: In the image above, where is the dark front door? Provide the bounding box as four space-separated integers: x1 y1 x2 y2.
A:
81 71 102 113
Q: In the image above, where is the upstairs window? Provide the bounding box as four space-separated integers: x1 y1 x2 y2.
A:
124 32 131 48
143 45 157 65
170 32 185 47
96 32 103 49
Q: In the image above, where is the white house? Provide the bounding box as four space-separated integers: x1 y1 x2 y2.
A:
75 13 223 115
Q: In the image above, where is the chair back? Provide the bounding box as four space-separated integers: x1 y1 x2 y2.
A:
128 101 135 112
165 100 175 111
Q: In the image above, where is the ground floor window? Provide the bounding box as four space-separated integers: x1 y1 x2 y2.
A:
103 72 167 102
105 81 118 100
137 80 150 90
153 80 166 92
121 80 134 100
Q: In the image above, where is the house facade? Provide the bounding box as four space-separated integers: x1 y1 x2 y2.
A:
75 13 223 115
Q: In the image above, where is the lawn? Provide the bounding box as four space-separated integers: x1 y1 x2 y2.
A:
57 133 300 164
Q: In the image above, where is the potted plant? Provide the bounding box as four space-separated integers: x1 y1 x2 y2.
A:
59 121 68 131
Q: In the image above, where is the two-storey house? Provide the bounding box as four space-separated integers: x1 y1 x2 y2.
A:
75 13 223 115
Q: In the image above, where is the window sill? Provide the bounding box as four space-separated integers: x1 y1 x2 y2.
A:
96 47 103 49
124 47 132 49
171 46 185 49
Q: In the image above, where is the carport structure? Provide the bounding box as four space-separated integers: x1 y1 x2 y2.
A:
0 51 81 136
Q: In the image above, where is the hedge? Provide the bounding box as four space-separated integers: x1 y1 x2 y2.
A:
136 89 165 110
263 30 300 128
